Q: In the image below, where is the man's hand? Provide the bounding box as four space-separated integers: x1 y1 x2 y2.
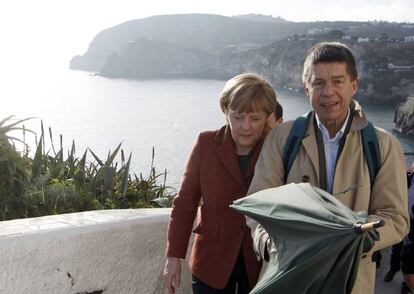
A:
163 257 181 294
264 237 271 261
362 229 380 253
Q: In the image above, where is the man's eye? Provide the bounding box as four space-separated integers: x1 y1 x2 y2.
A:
312 81 323 87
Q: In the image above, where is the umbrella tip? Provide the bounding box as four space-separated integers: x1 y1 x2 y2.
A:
353 220 385 234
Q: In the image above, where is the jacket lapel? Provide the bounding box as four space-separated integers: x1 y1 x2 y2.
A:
301 115 320 181
214 126 246 187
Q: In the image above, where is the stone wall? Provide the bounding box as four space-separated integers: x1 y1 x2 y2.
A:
0 209 192 294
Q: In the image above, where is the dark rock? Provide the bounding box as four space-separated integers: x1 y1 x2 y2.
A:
394 96 414 135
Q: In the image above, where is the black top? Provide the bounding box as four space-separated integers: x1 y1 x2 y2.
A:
238 153 252 175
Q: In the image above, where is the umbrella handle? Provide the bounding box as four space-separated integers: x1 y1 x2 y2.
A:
353 220 385 234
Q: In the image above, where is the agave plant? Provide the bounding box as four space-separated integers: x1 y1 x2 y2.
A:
0 116 35 220
0 116 176 220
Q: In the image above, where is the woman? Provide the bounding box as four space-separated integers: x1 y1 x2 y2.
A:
163 73 278 294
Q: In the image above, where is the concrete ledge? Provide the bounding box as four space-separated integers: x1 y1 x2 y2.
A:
0 209 191 294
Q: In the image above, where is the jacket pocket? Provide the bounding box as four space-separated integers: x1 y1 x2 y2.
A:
192 222 219 237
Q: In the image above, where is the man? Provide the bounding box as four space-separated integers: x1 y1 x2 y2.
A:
247 42 409 294
267 101 284 129
383 162 414 289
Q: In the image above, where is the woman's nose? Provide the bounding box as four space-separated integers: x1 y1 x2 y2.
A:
241 118 251 130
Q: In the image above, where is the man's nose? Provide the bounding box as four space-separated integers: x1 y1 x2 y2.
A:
322 82 334 96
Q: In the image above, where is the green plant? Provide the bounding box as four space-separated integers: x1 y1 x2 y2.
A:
0 116 34 219
0 116 176 220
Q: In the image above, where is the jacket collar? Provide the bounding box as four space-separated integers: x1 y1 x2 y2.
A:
349 100 369 132
214 125 263 187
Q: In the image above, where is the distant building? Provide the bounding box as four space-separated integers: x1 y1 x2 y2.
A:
402 24 414 29
307 28 323 35
388 63 414 70
342 36 352 40
357 37 370 43
404 36 414 42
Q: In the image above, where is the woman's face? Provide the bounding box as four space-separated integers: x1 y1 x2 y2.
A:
226 109 269 155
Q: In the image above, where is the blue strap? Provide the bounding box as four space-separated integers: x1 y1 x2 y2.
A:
282 111 312 183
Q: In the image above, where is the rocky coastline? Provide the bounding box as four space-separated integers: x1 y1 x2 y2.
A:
69 14 414 134
395 96 414 135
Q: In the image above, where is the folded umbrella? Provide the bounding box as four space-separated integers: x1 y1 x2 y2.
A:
231 183 381 294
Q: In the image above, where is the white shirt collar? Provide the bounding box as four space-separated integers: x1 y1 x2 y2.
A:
315 108 350 142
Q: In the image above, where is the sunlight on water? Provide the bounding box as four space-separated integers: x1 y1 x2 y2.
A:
2 69 413 187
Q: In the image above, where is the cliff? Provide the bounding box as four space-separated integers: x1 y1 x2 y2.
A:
238 37 414 104
395 96 414 135
70 14 315 72
99 38 220 79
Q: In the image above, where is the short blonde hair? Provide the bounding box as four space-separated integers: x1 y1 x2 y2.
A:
219 73 277 115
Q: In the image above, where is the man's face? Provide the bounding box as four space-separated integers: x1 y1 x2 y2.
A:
267 112 283 129
227 109 268 155
304 62 359 129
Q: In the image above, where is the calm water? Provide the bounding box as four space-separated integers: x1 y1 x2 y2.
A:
2 69 413 187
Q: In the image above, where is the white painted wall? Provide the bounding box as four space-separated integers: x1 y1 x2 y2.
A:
0 209 192 294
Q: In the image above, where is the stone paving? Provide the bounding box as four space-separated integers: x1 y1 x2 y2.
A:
375 246 407 294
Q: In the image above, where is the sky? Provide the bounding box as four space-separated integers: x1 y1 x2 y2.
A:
0 0 413 78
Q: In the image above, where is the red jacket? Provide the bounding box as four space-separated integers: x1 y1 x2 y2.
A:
166 126 263 289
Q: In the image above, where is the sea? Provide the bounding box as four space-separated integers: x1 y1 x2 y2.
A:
2 69 413 189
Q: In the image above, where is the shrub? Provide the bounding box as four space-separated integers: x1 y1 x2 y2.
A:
0 116 175 220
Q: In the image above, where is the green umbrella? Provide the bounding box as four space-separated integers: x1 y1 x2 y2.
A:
231 183 381 294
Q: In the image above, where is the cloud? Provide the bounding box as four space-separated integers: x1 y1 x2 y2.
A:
278 0 414 22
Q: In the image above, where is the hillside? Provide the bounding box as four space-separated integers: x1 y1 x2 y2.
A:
70 14 414 104
237 35 414 104
70 14 313 71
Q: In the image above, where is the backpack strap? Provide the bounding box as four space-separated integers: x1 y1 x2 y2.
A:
361 122 381 187
282 111 312 183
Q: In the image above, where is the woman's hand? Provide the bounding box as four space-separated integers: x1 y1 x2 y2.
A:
163 257 181 294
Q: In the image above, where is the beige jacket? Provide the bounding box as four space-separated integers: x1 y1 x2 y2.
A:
248 101 409 294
